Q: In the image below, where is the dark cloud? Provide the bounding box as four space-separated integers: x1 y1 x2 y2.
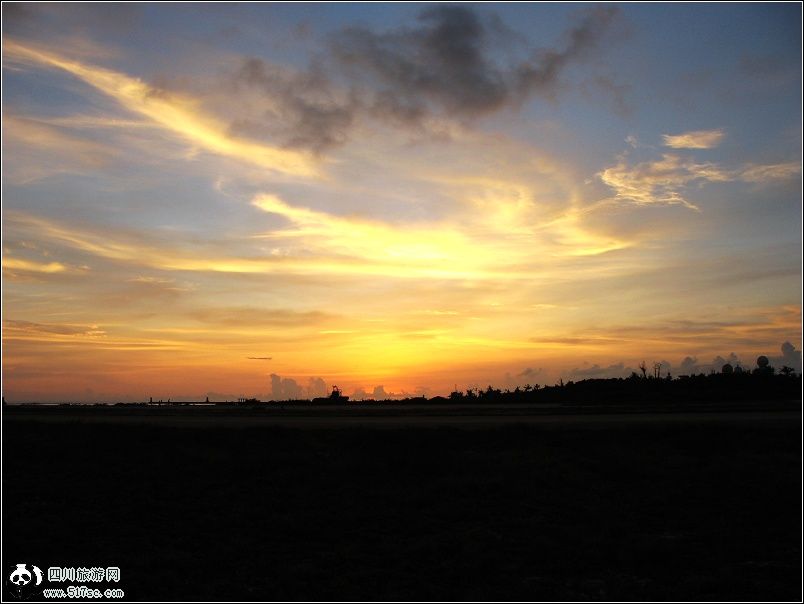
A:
512 7 619 99
2 3 35 33
230 58 356 153
331 5 618 117
581 75 632 117
231 5 620 151
330 6 508 117
2 3 143 37
246 356 272 360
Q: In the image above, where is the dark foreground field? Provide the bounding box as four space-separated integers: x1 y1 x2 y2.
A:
3 408 801 600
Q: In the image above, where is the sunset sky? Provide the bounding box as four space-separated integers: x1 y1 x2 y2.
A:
2 2 801 402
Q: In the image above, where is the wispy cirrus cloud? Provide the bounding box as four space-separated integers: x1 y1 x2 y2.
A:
3 115 117 184
189 307 333 328
662 128 725 149
598 153 718 211
3 206 513 280
599 151 800 211
3 39 320 179
3 319 106 338
738 162 801 183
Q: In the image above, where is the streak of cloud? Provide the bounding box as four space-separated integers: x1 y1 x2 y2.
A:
2 257 68 274
3 115 116 183
662 129 725 149
4 39 320 178
4 319 106 337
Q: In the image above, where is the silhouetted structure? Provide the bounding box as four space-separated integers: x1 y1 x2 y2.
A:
754 355 775 376
312 385 350 404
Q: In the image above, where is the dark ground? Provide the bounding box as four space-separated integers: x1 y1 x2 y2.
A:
3 406 801 601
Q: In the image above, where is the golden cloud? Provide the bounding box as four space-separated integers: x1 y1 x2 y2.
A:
662 129 725 149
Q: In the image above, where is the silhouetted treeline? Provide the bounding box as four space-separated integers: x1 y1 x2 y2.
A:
444 369 801 405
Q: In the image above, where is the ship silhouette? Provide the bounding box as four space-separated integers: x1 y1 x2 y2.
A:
312 385 350 404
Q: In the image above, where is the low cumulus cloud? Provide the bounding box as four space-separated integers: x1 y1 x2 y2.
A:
501 367 547 389
566 362 635 379
266 374 334 400
269 373 303 400
712 352 742 371
679 353 742 375
307 376 328 398
560 349 797 380
350 387 371 401
349 384 419 400
371 385 392 400
771 341 802 372
269 373 331 400
676 346 802 375
679 355 700 375
231 5 621 151
517 367 545 379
